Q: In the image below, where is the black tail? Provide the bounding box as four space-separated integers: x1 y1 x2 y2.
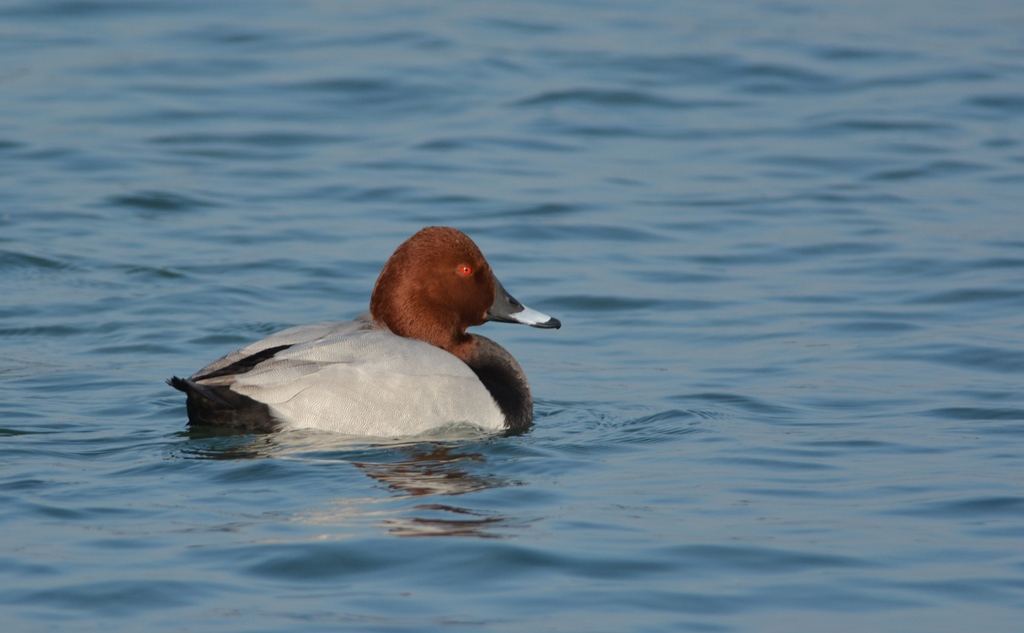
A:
167 376 279 432
167 376 193 394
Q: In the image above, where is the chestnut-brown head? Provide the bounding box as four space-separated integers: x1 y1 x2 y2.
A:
370 227 496 352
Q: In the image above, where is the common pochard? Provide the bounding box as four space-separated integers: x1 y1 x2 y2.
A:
169 226 560 436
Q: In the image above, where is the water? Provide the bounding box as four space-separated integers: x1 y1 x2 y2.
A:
2 0 1024 630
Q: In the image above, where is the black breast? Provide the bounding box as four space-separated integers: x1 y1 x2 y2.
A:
464 335 534 434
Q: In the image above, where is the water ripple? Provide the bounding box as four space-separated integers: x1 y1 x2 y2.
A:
515 88 704 109
0 250 71 271
105 190 217 213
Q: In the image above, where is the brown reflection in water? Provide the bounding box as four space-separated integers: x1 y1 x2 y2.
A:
380 504 507 538
353 445 488 496
354 445 515 538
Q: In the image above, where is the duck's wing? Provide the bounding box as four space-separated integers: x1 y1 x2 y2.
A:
230 330 504 436
191 316 374 381
168 317 378 431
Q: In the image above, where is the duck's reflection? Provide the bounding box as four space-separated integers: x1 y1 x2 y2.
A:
352 444 490 496
352 444 513 538
178 427 519 538
380 503 508 538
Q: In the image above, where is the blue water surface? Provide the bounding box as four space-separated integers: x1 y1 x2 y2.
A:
2 0 1024 631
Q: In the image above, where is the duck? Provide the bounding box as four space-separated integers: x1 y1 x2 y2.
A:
168 226 560 437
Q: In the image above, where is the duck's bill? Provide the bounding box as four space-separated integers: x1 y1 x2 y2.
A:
487 276 561 329
500 303 561 329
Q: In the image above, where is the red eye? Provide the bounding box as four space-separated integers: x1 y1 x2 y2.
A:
457 265 473 276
